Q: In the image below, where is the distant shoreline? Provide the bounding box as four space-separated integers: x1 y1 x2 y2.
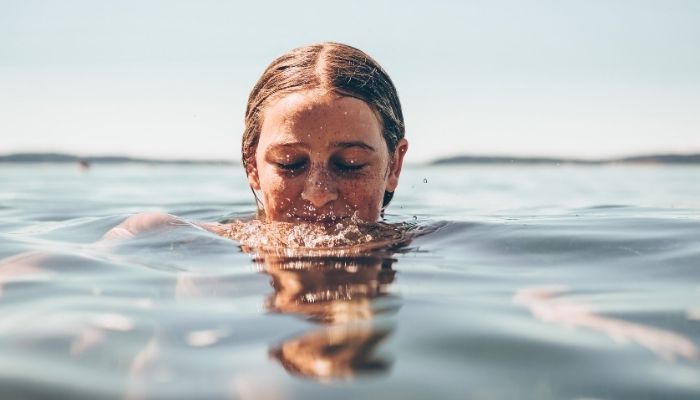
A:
430 153 700 165
1 152 699 165
0 153 235 165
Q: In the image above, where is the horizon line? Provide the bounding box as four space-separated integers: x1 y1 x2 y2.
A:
2 151 700 165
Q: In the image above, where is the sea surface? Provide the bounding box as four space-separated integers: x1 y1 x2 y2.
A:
1 163 699 399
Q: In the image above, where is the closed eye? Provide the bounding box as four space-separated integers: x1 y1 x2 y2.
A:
276 160 307 171
334 161 366 172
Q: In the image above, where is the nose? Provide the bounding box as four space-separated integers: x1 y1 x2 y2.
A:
301 166 338 208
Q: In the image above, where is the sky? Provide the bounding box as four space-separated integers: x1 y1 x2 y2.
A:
1 0 699 163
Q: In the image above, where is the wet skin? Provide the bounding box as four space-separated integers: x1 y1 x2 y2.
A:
247 91 408 223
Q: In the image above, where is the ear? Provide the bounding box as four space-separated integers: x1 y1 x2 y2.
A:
246 161 261 190
386 138 408 192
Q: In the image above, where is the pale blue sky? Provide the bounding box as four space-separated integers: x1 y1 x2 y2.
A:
1 0 699 162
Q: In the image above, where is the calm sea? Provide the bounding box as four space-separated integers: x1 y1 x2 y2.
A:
1 163 699 399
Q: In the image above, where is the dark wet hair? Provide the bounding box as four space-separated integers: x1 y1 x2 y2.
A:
242 42 405 208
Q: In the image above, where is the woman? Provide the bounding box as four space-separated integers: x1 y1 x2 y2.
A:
106 42 408 243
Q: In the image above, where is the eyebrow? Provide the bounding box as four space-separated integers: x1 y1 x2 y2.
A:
329 141 376 152
267 140 376 152
267 142 311 151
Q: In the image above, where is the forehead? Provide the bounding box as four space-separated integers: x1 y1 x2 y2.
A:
259 91 383 147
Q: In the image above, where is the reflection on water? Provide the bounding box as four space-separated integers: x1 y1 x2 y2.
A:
259 255 398 381
260 256 398 323
270 324 392 381
514 285 699 362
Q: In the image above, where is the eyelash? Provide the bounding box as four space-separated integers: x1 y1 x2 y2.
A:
334 161 366 173
274 160 366 174
276 160 307 172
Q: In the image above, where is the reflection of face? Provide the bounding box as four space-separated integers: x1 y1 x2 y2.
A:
248 91 407 223
271 325 392 381
263 257 396 323
261 256 397 380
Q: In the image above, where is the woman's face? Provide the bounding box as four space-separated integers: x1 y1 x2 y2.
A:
248 91 407 223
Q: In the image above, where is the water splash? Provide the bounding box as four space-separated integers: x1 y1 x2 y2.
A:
222 216 422 256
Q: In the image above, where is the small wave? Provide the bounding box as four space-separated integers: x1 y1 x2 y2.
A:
586 204 631 210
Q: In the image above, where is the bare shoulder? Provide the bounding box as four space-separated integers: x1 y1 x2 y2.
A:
196 220 248 238
102 212 245 241
196 221 229 236
102 212 183 240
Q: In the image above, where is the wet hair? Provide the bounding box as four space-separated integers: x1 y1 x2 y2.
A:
242 42 405 208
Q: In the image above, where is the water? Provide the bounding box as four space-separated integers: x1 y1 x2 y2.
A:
1 163 699 399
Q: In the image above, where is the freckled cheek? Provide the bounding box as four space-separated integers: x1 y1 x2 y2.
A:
260 174 304 212
337 176 385 215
